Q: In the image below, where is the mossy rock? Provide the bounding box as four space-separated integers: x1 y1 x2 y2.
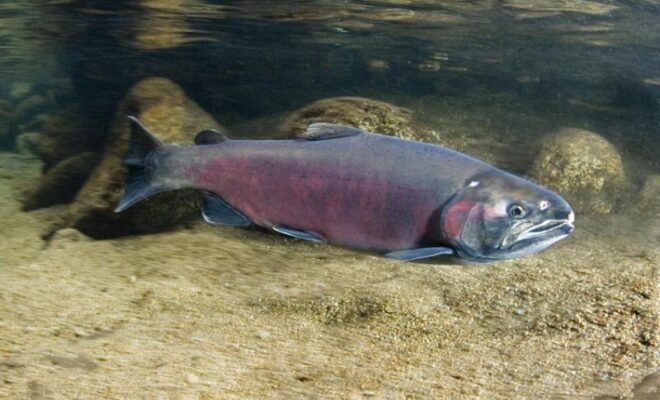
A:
280 96 461 149
67 77 224 238
280 96 415 137
530 128 625 214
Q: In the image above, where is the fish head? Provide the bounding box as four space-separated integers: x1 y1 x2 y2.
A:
440 171 574 263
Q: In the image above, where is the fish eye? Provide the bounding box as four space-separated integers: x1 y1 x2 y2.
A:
508 203 526 218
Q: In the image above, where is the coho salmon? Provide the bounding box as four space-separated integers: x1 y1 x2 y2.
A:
115 117 574 263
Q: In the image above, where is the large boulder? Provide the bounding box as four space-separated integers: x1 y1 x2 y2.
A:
67 77 223 238
280 97 416 138
530 128 625 214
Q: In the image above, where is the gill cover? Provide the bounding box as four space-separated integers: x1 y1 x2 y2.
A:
441 181 491 259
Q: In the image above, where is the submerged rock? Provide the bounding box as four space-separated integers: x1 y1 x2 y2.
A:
22 152 100 211
530 128 625 214
280 96 503 165
67 77 223 238
633 174 660 216
280 96 416 138
279 96 451 146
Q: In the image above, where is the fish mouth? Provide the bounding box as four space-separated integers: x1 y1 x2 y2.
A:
509 217 574 253
517 218 574 241
456 211 575 263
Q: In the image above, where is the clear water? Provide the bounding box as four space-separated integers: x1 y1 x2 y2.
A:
0 1 658 399
2 1 658 139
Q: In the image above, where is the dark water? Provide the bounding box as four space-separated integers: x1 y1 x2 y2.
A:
0 0 658 208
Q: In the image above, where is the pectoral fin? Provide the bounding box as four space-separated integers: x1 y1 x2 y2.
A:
201 192 251 226
384 247 455 261
273 225 325 243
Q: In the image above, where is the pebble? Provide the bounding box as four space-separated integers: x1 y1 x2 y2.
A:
256 330 271 340
513 308 526 316
186 373 200 384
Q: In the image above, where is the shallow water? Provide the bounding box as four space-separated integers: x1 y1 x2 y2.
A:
0 1 658 399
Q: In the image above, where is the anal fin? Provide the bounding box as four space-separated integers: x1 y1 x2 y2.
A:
273 225 325 243
384 247 454 262
202 192 251 226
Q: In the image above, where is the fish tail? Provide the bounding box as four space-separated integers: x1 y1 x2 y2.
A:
114 116 168 213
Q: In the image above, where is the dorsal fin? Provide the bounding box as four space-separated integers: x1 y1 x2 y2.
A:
125 116 163 165
194 129 228 145
297 123 363 140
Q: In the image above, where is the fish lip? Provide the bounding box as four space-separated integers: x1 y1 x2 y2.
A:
462 218 574 263
516 219 574 242
500 218 573 255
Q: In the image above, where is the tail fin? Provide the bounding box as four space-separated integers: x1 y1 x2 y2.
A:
114 116 166 213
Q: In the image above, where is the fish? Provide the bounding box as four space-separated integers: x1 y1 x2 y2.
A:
115 116 574 263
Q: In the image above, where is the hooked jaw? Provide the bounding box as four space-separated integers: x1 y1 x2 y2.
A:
517 210 574 241
507 209 574 256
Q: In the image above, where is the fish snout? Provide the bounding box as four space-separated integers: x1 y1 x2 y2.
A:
549 206 575 232
555 209 575 224
558 209 575 234
567 210 575 224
